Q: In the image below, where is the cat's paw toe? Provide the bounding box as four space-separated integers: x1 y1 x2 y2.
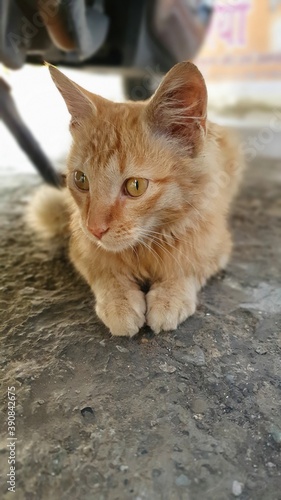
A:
146 288 196 334
96 290 146 337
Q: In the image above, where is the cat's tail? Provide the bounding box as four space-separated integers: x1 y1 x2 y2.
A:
26 185 70 240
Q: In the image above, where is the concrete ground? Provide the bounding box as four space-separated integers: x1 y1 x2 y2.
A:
0 154 280 500
0 67 280 500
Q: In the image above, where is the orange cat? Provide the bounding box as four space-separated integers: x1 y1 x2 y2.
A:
27 62 243 336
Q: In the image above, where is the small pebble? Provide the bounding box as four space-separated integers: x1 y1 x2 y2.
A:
175 474 190 487
116 345 129 353
173 345 205 367
270 425 281 444
191 398 208 414
178 382 187 393
232 480 243 496
246 479 256 490
152 469 162 477
255 345 267 355
187 345 205 366
175 340 185 348
140 338 149 343
159 362 176 373
120 465 128 472
82 446 92 455
81 406 94 418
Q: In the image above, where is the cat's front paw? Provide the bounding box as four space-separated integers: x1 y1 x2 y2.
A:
96 289 146 337
146 283 197 334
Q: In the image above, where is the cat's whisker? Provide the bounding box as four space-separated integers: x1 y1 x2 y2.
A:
141 240 163 268
185 200 203 218
139 228 195 251
129 242 140 267
138 228 179 259
152 239 186 272
148 239 184 273
138 238 165 269
138 229 196 273
145 222 203 243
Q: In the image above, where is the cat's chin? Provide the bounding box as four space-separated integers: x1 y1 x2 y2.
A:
98 240 133 253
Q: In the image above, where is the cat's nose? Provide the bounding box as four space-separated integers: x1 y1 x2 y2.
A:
87 225 109 240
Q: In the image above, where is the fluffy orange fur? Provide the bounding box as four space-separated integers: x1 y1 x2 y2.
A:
28 62 244 336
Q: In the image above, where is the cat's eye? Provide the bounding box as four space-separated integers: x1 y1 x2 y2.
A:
125 178 148 197
74 170 89 191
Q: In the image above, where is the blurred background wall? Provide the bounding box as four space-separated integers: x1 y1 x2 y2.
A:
194 0 281 160
196 0 281 111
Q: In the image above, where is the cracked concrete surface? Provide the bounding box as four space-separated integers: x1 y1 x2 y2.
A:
0 157 280 500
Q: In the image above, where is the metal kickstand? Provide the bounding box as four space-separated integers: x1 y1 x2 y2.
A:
0 77 63 188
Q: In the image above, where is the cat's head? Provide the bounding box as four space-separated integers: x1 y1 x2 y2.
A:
49 62 207 252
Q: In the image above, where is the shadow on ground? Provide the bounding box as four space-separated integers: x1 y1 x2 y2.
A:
0 158 280 500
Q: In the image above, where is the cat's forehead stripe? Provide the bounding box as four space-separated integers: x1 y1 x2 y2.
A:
87 124 124 170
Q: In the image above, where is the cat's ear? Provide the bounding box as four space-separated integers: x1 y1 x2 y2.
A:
145 61 207 156
48 64 97 127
